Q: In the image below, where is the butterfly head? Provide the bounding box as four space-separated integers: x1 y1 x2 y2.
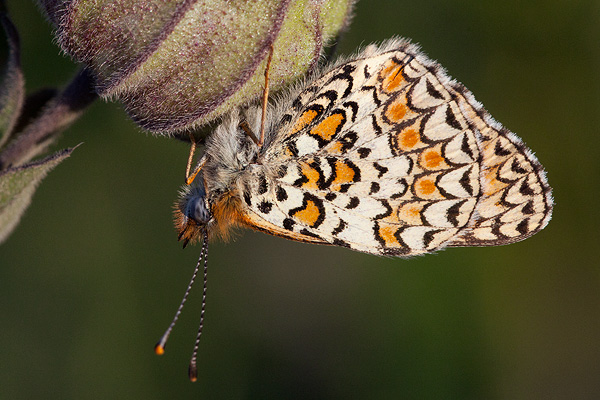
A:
175 179 212 248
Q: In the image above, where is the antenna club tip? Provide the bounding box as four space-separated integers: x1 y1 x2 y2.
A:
188 365 198 382
154 343 165 355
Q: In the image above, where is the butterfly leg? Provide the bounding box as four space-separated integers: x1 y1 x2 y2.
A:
258 43 274 148
185 133 207 185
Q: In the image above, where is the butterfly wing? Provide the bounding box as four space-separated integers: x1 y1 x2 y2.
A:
239 38 552 256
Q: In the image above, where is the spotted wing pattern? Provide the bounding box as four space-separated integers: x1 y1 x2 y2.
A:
238 39 552 256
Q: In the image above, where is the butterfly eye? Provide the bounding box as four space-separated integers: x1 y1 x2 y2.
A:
189 196 211 225
183 184 212 225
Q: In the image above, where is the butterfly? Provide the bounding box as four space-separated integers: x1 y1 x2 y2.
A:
156 37 553 380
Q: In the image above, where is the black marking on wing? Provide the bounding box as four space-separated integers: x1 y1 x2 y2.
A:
332 220 347 236
283 218 295 231
494 140 512 157
299 228 322 239
447 199 468 227
286 141 299 157
491 221 508 240
519 177 535 196
371 114 383 135
326 64 356 98
325 192 337 201
343 101 359 122
374 199 393 219
276 186 288 202
392 227 411 254
390 178 409 199
373 222 387 248
332 238 350 248
419 202 434 226
257 175 268 195
339 184 352 193
434 171 458 200
370 182 380 194
510 157 528 175
522 201 535 215
495 158 523 184
243 191 252 206
317 90 339 110
292 165 308 188
516 219 529 235
291 97 303 111
258 200 273 214
337 130 358 152
445 104 462 131
499 185 520 208
425 78 445 100
461 132 475 161
373 162 388 178
346 197 360 209
459 167 475 196
357 147 371 158
423 229 443 249
360 85 381 107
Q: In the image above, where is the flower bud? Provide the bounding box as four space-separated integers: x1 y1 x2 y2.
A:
41 0 356 133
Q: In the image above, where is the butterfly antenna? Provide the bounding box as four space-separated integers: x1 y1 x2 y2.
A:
258 43 274 148
154 233 208 356
188 230 209 382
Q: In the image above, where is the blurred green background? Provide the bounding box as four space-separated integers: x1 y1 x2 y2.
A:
1 0 599 399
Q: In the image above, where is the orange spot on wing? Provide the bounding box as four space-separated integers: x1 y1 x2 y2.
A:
421 149 445 169
310 113 344 141
380 61 399 78
300 162 320 190
408 205 422 217
482 165 507 196
380 61 405 92
291 109 318 135
385 99 407 123
398 128 420 150
398 202 425 225
331 160 355 191
378 223 400 246
416 178 437 197
293 199 321 227
327 141 343 154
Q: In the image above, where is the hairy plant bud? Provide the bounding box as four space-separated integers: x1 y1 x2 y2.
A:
40 0 355 133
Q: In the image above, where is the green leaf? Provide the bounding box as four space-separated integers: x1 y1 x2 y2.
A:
0 146 76 244
0 9 25 149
